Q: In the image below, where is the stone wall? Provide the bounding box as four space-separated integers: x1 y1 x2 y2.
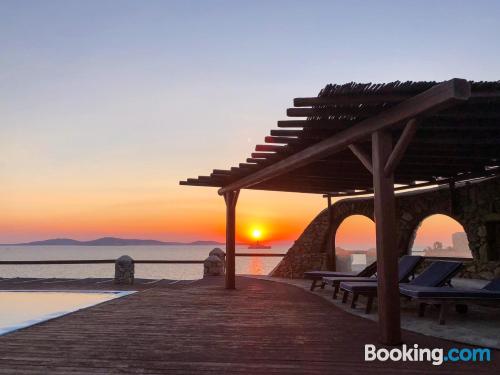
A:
271 176 500 280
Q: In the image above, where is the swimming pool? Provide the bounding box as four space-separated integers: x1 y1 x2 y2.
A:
0 290 135 335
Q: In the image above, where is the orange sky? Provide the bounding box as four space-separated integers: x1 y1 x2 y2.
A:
0 179 326 243
0 174 465 247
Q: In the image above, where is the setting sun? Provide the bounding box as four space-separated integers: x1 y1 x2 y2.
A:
251 228 262 240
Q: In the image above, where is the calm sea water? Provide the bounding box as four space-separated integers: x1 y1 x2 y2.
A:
0 245 290 280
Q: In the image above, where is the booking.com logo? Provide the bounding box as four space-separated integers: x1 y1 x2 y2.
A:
365 344 491 366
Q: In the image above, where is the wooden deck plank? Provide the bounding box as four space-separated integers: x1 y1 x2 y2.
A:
0 276 497 374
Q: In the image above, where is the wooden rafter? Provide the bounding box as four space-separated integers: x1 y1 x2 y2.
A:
384 118 418 176
348 144 373 174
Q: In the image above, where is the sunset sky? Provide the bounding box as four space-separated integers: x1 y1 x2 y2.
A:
1 1 499 244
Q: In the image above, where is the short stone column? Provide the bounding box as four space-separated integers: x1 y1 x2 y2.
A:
114 255 134 285
209 247 226 273
204 254 224 276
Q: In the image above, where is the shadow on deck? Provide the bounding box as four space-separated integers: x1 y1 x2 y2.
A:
0 276 497 374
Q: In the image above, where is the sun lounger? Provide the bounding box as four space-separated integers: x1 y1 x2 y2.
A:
304 261 377 291
339 260 462 314
399 278 500 324
323 255 423 299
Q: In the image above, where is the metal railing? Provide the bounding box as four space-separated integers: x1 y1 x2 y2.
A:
236 253 285 257
0 259 205 265
0 253 285 266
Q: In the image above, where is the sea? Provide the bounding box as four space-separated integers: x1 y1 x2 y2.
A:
0 245 290 280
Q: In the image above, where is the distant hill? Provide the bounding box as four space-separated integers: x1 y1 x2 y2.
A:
1 237 225 246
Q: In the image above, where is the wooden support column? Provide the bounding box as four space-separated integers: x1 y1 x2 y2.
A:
449 179 458 215
326 196 336 270
224 190 239 289
372 130 401 345
327 195 333 224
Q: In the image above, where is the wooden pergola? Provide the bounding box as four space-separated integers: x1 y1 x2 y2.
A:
180 79 500 345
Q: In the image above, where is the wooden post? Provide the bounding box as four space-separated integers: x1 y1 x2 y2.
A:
449 179 457 215
326 196 336 270
224 190 239 289
372 130 401 345
327 195 333 230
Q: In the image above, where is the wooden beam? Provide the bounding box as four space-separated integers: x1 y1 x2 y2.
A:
224 190 239 289
212 169 232 175
411 137 500 145
286 106 379 118
293 163 373 176
182 168 499 194
270 129 303 137
277 119 355 129
433 105 500 119
230 167 255 175
180 181 221 187
246 158 268 164
314 156 481 168
264 136 299 144
218 79 471 195
199 165 469 189
293 93 411 107
255 145 284 152
372 130 401 345
471 90 500 99
348 144 373 174
238 163 258 168
246 185 336 194
384 119 418 176
251 152 276 158
198 175 227 182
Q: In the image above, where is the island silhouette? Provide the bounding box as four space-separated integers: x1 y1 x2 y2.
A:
1 237 225 246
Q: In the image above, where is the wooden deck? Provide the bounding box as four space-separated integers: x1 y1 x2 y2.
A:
0 276 497 374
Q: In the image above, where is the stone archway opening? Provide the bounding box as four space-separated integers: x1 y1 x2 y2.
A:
410 214 472 259
334 215 376 272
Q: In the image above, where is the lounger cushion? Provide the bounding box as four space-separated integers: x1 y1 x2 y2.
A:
304 271 358 280
334 256 422 291
323 256 421 285
323 276 377 285
483 278 500 291
397 255 423 282
409 261 462 287
399 284 500 300
339 261 463 295
340 281 379 293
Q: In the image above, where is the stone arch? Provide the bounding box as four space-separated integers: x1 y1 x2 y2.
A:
408 214 472 258
326 198 374 270
271 176 500 280
333 214 376 272
329 201 374 268
331 213 375 249
394 186 453 258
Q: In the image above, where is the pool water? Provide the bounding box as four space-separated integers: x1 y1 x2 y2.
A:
0 290 135 335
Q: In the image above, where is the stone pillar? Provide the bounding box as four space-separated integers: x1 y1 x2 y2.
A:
209 248 226 273
114 255 134 285
204 254 224 276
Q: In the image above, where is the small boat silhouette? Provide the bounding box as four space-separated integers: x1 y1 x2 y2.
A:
248 241 271 249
